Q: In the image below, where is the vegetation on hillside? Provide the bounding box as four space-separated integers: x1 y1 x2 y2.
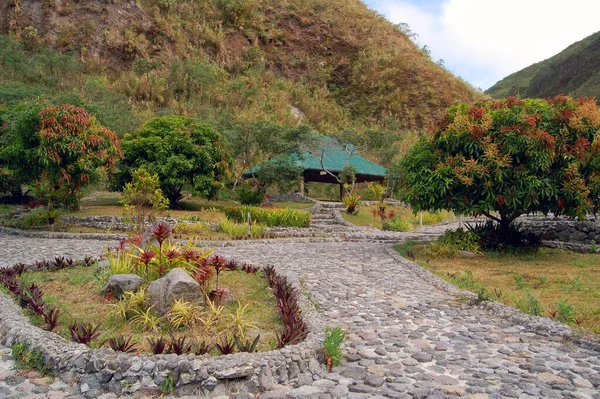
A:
486 31 600 99
0 0 481 140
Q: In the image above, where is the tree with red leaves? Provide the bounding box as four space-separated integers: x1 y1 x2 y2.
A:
36 104 121 211
396 96 600 240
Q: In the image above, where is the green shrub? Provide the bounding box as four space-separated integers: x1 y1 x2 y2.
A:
381 216 412 232
218 219 266 238
224 206 311 227
22 207 61 226
424 241 457 257
237 185 265 205
424 228 480 258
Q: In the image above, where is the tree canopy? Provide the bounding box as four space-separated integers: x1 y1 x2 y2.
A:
396 96 600 231
1 104 121 209
114 116 231 205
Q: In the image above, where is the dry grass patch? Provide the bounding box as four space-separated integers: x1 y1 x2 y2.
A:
396 243 600 335
20 266 281 353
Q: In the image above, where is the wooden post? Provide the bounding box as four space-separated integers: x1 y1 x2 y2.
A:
299 176 305 195
247 212 252 238
419 212 423 228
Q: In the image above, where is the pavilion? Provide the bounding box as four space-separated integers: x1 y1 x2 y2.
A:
242 135 387 199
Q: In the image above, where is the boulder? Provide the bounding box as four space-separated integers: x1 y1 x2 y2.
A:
101 274 143 299
147 268 203 316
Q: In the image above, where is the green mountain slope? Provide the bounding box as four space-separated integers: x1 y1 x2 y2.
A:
0 0 482 137
486 31 600 99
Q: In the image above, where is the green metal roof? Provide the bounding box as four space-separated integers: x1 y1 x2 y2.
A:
243 135 387 178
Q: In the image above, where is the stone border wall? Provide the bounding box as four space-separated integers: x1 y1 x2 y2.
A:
0 263 327 398
268 193 315 203
516 216 600 253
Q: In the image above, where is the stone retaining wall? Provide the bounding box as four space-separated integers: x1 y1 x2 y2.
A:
268 193 315 203
516 216 600 253
0 263 327 398
61 216 179 231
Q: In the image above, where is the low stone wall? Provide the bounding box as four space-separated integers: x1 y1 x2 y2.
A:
0 260 327 398
61 216 179 231
516 216 600 253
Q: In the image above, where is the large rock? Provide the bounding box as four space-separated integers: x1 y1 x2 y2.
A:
101 274 143 299
146 268 203 316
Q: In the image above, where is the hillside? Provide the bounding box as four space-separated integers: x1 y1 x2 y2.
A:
486 31 600 99
0 0 481 139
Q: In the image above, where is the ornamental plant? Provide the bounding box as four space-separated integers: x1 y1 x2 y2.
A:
120 168 169 232
396 96 600 239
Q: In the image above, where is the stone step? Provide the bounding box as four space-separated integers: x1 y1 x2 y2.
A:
310 220 342 226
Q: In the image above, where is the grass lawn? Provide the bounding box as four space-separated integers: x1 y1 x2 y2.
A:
343 204 453 230
20 266 281 353
396 242 600 335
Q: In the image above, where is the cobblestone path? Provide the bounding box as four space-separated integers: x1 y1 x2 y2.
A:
0 234 599 399
216 242 599 399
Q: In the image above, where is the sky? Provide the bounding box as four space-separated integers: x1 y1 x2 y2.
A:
363 0 600 90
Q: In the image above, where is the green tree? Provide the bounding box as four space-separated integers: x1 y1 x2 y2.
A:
36 104 122 210
115 116 231 205
396 96 600 235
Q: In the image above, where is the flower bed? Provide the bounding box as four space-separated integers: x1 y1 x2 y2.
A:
0 224 321 396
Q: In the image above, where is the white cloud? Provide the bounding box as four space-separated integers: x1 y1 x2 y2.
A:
373 0 600 89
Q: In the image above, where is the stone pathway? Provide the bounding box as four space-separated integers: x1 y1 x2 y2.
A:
0 233 599 398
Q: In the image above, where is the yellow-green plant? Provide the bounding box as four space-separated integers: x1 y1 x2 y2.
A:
105 251 136 275
130 306 161 331
114 287 147 320
342 194 360 214
228 302 257 338
381 216 412 232
199 299 224 329
218 219 266 238
168 299 200 329
367 183 385 201
224 206 311 227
